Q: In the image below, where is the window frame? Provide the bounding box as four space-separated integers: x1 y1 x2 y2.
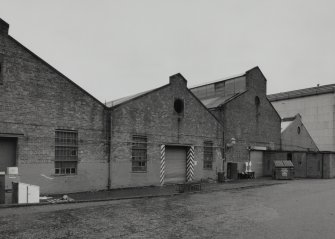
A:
54 129 78 176
203 141 213 169
0 54 4 85
132 135 147 172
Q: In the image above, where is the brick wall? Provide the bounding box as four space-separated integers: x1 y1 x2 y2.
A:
110 75 224 188
0 25 109 194
219 87 281 171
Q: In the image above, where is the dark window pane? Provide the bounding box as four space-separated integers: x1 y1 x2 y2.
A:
204 141 213 169
132 135 147 172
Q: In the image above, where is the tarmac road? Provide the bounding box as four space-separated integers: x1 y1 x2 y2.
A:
0 179 335 239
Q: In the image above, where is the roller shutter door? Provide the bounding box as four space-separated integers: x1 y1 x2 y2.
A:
250 151 263 178
0 138 17 172
165 146 186 184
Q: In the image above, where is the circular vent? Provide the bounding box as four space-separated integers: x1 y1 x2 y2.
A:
174 99 184 114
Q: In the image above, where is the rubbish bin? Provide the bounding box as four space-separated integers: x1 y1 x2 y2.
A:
273 160 294 180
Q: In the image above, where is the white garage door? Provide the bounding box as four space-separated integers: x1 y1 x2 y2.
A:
250 151 263 178
165 146 187 184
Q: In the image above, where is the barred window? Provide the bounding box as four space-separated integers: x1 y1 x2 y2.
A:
55 130 78 175
204 141 213 169
132 135 147 172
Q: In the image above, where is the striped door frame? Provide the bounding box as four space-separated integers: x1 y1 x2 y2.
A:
160 145 166 186
186 146 195 182
160 144 195 186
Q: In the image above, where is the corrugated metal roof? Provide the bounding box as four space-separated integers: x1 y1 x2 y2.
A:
106 88 158 107
201 91 247 109
268 84 335 102
189 73 245 89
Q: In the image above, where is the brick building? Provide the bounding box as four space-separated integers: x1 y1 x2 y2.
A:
191 67 282 178
107 74 224 188
0 19 109 194
0 19 224 194
5 16 331 195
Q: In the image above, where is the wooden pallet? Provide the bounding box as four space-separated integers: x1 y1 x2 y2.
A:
177 182 202 193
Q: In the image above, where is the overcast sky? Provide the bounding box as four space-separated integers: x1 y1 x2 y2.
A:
1 0 334 102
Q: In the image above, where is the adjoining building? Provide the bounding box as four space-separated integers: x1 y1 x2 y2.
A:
268 84 335 151
0 19 109 194
281 114 319 152
190 67 282 179
107 74 224 188
262 114 322 178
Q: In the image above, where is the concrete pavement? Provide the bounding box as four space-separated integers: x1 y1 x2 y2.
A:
0 178 286 208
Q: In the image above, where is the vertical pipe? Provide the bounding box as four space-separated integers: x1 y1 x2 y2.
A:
106 109 112 190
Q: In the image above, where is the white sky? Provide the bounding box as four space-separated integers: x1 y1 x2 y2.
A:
1 0 334 102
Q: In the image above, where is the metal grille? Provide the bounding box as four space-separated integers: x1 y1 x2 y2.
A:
203 141 213 169
55 130 78 175
55 161 77 175
132 135 147 172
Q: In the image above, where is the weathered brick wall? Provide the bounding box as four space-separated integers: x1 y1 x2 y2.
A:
246 67 267 94
110 75 224 188
0 28 108 194
220 88 281 170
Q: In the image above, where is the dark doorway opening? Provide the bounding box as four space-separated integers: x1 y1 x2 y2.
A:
0 137 17 172
227 162 238 180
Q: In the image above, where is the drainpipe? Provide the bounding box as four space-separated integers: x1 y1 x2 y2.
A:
106 109 112 190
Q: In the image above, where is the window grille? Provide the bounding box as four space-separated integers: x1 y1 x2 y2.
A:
55 130 78 175
132 135 147 172
204 141 213 169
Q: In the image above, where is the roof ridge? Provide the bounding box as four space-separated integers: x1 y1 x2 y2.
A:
189 73 245 89
268 83 335 101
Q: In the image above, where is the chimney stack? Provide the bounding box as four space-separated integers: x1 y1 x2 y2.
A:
0 18 9 35
169 73 187 86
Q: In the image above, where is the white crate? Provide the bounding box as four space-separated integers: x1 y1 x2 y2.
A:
15 183 40 204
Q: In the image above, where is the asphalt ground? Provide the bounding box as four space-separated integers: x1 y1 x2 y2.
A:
1 179 334 238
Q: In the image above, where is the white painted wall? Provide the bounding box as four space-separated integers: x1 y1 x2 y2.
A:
271 93 335 151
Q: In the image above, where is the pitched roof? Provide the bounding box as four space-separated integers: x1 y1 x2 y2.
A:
201 91 247 109
268 84 335 102
281 114 300 133
106 89 154 107
190 73 245 89
8 36 107 108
